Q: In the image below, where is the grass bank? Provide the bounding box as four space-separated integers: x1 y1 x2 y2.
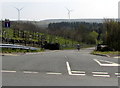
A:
91 51 120 56
0 48 44 53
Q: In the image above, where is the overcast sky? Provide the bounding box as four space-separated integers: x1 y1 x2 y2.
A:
0 0 120 21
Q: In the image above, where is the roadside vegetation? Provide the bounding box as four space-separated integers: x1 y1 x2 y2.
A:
91 19 120 56
1 19 119 54
1 48 43 53
92 51 120 56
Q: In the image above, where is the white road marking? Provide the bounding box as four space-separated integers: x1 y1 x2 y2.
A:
114 56 120 59
115 73 120 75
92 72 108 74
117 76 120 78
70 74 86 76
23 71 39 74
92 71 110 77
94 59 102 65
66 61 72 75
2 69 118 78
46 72 62 75
71 71 85 73
66 61 85 76
93 74 110 77
1 70 16 73
93 59 120 66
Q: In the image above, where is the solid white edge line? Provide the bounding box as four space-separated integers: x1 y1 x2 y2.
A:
1 70 16 73
101 64 120 66
93 74 110 77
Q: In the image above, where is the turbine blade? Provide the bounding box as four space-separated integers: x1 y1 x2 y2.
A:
20 7 24 11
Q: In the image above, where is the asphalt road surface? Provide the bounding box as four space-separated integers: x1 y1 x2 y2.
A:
2 48 120 86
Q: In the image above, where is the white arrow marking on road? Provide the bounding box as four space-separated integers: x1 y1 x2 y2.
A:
93 59 120 66
66 61 72 75
66 61 85 76
65 56 86 76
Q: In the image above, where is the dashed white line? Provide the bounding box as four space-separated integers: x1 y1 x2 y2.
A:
1 70 16 73
93 74 110 77
92 71 110 77
92 72 108 74
46 72 62 75
117 76 120 78
23 71 39 74
115 73 120 75
114 56 120 59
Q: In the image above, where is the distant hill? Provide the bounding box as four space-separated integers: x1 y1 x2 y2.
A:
34 19 105 28
3 19 118 29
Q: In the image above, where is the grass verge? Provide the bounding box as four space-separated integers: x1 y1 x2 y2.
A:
0 48 44 53
91 51 120 56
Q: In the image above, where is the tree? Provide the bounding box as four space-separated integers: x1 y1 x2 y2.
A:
86 31 98 44
104 19 120 51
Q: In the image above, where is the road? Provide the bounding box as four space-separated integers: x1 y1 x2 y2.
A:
2 48 119 86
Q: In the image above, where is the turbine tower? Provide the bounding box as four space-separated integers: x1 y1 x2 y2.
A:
14 7 24 21
66 8 73 20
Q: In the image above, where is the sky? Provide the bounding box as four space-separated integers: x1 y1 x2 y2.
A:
0 0 120 21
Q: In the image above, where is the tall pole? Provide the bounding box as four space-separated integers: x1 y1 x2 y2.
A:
66 8 72 20
14 7 24 21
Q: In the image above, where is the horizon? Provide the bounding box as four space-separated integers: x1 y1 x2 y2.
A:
1 18 119 22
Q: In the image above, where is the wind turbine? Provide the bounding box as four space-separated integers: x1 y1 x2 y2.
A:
66 8 73 20
14 7 24 21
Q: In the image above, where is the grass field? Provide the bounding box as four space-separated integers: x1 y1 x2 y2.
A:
1 28 96 53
